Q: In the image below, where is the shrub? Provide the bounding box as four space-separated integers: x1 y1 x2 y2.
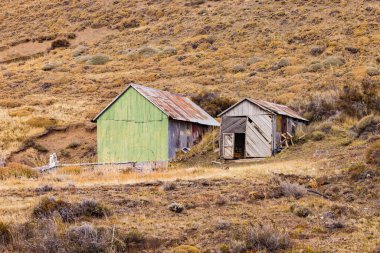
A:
245 223 292 252
42 62 61 71
308 62 323 72
136 46 159 57
0 221 12 245
161 182 176 191
168 203 184 213
123 229 145 244
26 117 58 128
32 197 77 222
366 141 380 167
323 56 345 67
86 54 110 65
355 115 380 135
310 130 325 141
78 200 112 218
161 46 177 56
303 90 339 121
191 91 236 117
51 39 70 50
0 163 38 180
72 45 88 57
34 143 49 153
67 140 81 149
367 67 380 76
279 181 307 199
290 204 312 217
310 46 325 56
32 198 112 222
65 224 110 253
172 245 200 253
232 64 245 73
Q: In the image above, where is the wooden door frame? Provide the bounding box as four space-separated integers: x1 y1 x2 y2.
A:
222 133 235 159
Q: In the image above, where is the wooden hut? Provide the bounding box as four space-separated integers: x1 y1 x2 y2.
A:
218 98 308 159
92 83 219 168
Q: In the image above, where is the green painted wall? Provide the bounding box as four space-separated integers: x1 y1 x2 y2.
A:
97 88 169 163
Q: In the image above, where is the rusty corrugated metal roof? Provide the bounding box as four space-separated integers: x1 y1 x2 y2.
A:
218 98 308 122
248 99 308 121
93 83 220 126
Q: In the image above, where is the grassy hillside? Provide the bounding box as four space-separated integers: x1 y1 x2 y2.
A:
0 1 380 252
0 0 380 158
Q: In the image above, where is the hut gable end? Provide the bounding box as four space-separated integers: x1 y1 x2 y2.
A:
97 87 165 122
221 99 272 117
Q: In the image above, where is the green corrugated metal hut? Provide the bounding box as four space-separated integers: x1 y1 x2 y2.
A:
92 84 219 167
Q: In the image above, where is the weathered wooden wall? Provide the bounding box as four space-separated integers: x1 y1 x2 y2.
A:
168 120 207 159
97 88 169 163
245 115 273 157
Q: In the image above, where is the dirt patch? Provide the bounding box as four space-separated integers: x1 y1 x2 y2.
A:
8 123 96 167
0 41 50 62
73 27 114 45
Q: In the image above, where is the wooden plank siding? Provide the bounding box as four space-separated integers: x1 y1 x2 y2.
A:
97 88 169 163
245 115 273 157
222 100 269 117
168 120 207 159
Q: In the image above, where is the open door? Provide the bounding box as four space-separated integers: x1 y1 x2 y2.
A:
222 133 234 159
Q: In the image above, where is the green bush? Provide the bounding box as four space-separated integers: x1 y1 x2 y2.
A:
323 56 345 67
86 54 110 65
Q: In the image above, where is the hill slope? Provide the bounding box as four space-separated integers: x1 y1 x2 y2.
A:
0 0 379 158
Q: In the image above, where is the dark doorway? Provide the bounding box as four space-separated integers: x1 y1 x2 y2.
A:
234 133 245 159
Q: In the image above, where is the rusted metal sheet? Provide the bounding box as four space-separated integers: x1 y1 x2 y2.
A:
93 84 220 127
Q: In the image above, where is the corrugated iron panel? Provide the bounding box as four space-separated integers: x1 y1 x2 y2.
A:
97 88 169 163
133 84 219 126
249 99 308 122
